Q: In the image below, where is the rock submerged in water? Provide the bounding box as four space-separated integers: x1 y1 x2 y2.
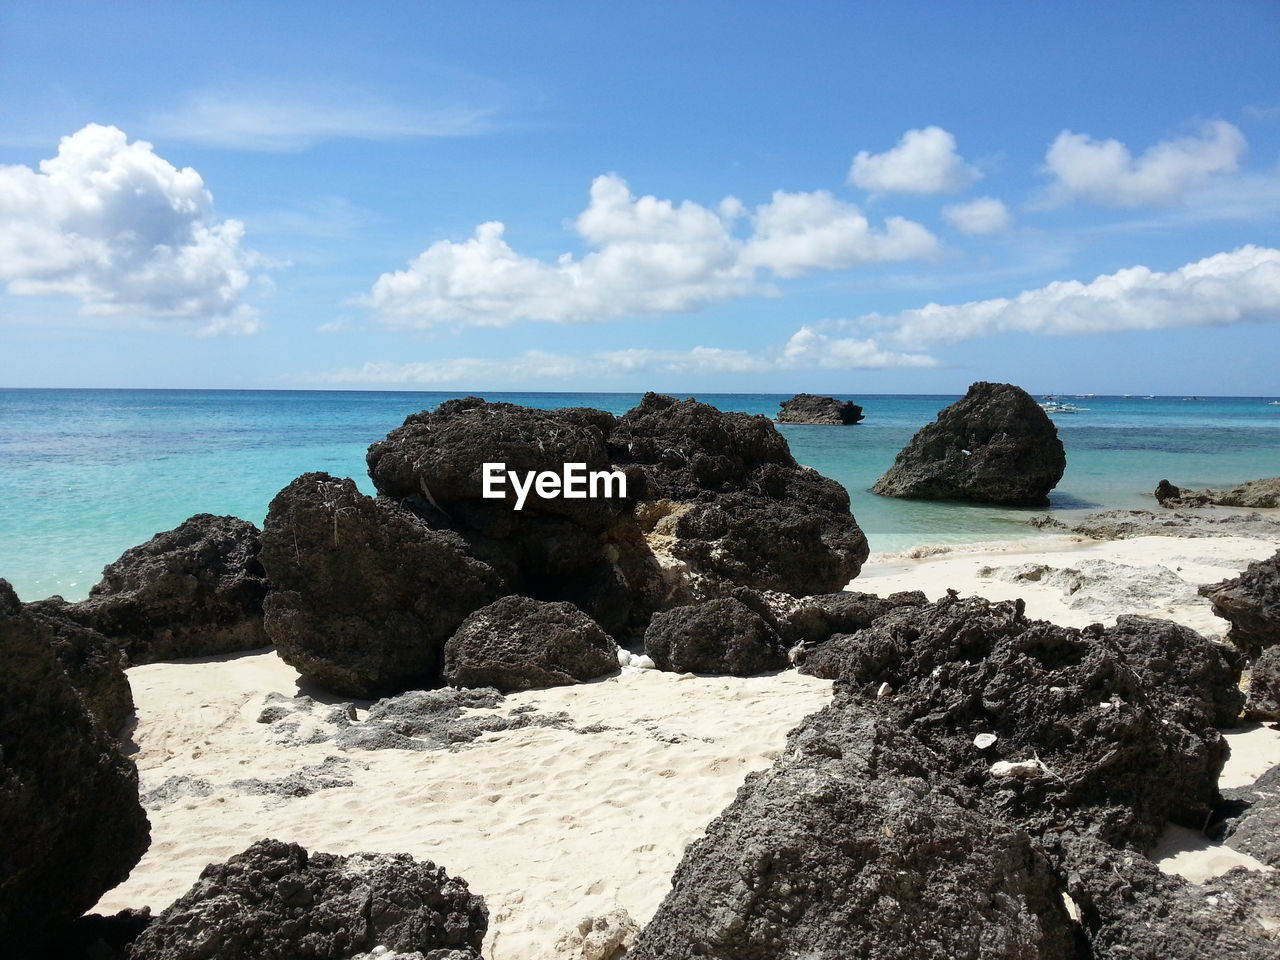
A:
127 838 487 960
0 579 150 951
776 393 865 425
71 513 270 663
1199 549 1280 655
443 595 619 692
872 381 1065 505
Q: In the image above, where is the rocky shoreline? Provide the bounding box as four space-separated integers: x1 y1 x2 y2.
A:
3 392 1278 958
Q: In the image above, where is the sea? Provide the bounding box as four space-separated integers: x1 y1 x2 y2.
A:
2 389 1278 603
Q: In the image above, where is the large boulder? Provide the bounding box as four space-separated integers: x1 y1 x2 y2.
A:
872 382 1065 505
72 514 269 663
443 596 619 692
801 594 1231 848
24 597 134 733
0 579 150 950
781 589 928 647
630 707 1077 960
776 393 864 425
1200 550 1280 655
643 597 788 676
259 473 504 697
1219 764 1280 869
127 839 487 960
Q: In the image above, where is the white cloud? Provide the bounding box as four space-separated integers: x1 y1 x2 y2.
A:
367 175 937 328
0 125 261 333
849 126 981 194
323 333 936 385
148 86 493 152
1043 120 1246 207
942 196 1012 235
743 190 939 276
866 245 1280 346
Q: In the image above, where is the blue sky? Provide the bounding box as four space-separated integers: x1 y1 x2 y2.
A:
1 1 1278 394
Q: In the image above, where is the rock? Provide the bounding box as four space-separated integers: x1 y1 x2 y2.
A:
801 594 1231 848
872 381 1066 506
1068 509 1280 541
0 579 150 950
127 839 487 960
23 596 134 733
1245 646 1280 721
259 473 504 696
1199 550 1280 655
1156 477 1280 509
1061 836 1280 959
1218 764 1280 868
644 597 788 675
875 378 1064 506
781 590 928 647
443 596 619 692
72 514 269 663
776 393 864 425
629 706 1078 960
976 558 1203 616
44 908 154 960
555 907 639 960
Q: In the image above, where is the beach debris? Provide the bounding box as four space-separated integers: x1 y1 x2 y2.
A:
443 595 620 692
775 393 864 425
555 906 640 959
127 839 487 960
644 597 788 676
0 578 150 953
991 759 1045 778
64 513 269 663
871 381 1066 506
1200 549 1280 655
974 732 998 749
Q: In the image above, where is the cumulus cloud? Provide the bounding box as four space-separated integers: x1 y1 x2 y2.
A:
367 175 937 328
866 245 1280 346
0 124 261 333
1043 120 1246 207
323 333 936 385
942 196 1012 235
849 126 981 194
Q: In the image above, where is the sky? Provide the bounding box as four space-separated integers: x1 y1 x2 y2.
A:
1 1 1279 395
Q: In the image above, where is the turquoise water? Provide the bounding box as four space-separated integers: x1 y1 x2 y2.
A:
2 389 1279 602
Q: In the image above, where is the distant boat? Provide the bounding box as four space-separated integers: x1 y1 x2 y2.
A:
1183 396 1202 401
1268 401 1280 406
1074 393 1095 398
1040 402 1086 414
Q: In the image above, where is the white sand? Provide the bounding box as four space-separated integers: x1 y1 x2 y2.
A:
97 530 1280 954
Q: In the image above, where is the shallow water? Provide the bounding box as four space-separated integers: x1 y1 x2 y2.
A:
2 389 1278 601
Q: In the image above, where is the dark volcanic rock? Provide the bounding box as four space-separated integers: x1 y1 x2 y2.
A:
443 596 619 692
872 381 1066 505
644 597 788 675
1155 478 1211 508
24 597 134 733
1219 764 1280 869
259 473 504 697
776 393 865 425
1200 550 1280 655
801 594 1230 848
127 838 487 960
73 514 268 663
1061 837 1279 959
630 707 1077 960
1245 646 1280 721
0 580 150 950
781 589 928 647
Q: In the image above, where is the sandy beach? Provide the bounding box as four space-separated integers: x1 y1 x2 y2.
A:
94 525 1280 959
